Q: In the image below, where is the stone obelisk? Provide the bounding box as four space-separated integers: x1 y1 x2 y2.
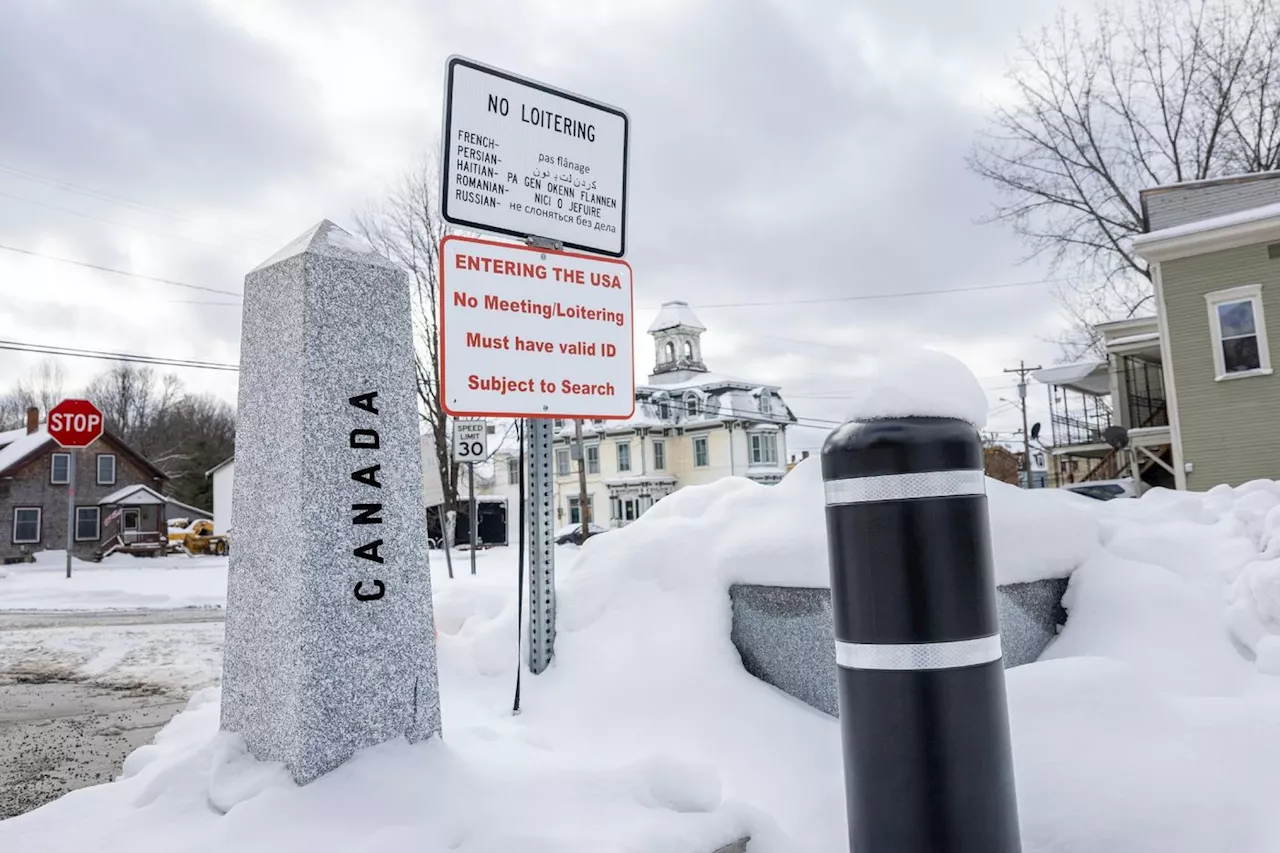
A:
221 220 441 784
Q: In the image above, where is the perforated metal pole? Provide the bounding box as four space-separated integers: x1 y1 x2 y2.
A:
527 417 556 673
821 416 1021 853
469 461 478 576
65 453 76 579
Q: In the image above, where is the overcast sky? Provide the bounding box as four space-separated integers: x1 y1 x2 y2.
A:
0 0 1098 453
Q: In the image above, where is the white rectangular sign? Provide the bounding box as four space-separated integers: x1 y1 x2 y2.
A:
441 56 629 257
440 235 634 419
452 420 489 463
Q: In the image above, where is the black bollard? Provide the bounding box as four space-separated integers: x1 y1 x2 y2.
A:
821 416 1021 853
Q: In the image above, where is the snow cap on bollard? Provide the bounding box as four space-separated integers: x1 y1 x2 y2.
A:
821 347 1021 853
837 347 989 428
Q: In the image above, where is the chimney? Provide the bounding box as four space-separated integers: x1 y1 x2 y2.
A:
25 407 38 435
801 450 810 460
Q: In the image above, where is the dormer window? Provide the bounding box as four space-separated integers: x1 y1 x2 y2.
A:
684 393 700 418
759 394 772 415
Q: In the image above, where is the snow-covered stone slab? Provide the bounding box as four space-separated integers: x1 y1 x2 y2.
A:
222 220 441 784
729 579 1067 716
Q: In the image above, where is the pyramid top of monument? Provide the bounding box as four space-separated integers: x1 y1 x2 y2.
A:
250 219 399 273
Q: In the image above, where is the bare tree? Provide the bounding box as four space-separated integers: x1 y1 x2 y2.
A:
353 159 462 514
85 363 183 450
16 359 68 415
970 0 1280 357
0 359 69 428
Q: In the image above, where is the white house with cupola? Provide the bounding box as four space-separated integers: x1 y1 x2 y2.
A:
489 301 797 530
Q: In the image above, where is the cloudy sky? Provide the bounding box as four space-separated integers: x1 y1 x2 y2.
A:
0 0 1097 454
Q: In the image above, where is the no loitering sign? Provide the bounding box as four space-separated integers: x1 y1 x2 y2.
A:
439 235 634 419
440 56 629 257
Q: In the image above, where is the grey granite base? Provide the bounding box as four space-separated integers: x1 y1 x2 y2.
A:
729 579 1067 717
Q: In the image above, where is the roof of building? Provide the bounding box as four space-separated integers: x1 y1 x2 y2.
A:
1131 199 1280 248
99 484 168 506
640 372 781 392
647 301 706 334
0 427 54 475
1139 170 1280 197
0 423 169 481
1033 361 1110 396
205 457 234 477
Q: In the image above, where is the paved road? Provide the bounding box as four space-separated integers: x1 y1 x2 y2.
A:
0 608 223 819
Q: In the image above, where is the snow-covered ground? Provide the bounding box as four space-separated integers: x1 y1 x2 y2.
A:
6 450 1280 849
0 552 228 611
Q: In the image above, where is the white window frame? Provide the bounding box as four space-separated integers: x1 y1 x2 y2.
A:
75 506 101 542
1206 284 1272 381
50 452 70 485
758 393 772 415
615 441 631 472
555 448 571 476
693 436 709 467
684 393 700 419
96 453 117 486
586 445 600 474
506 457 520 485
12 507 41 544
568 494 593 525
652 439 666 471
750 432 778 466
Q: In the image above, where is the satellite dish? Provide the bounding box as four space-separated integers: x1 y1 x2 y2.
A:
1102 425 1130 450
1030 422 1041 441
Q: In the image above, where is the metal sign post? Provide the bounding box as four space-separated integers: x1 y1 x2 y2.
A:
526 417 557 674
64 454 76 579
452 419 489 577
469 461 478 576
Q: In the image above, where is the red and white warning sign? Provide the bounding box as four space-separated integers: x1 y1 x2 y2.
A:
439 235 634 419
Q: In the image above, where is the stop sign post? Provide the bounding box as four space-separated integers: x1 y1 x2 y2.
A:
48 399 105 579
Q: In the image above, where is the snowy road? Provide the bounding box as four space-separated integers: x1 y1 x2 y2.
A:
0 608 226 632
0 608 226 818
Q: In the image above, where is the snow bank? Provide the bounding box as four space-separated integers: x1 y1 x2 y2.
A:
840 347 989 427
11 408 1280 849
634 456 1100 589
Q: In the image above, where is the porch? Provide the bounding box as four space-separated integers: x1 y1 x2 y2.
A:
603 475 677 528
1034 318 1175 488
92 485 171 560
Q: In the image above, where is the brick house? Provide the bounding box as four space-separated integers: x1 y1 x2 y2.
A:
0 407 172 561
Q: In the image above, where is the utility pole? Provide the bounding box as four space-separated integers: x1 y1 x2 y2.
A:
1003 360 1042 489
574 419 590 540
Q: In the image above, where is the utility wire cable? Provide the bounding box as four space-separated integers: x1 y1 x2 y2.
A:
0 244 243 297
0 340 239 371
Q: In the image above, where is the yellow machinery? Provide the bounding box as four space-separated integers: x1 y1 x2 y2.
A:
168 518 230 556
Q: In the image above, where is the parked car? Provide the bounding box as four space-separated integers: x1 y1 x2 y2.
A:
555 523 607 546
1059 478 1137 501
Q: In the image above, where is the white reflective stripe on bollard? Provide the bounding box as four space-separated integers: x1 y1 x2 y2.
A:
823 469 986 506
835 634 1003 671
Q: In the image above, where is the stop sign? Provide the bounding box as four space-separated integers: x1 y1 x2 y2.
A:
47 399 105 449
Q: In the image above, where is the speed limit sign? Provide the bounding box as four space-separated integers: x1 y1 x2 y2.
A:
452 420 488 463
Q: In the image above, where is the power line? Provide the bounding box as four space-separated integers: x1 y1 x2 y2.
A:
636 276 1085 311
0 244 243 297
0 340 239 372
0 163 273 245
0 189 234 251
